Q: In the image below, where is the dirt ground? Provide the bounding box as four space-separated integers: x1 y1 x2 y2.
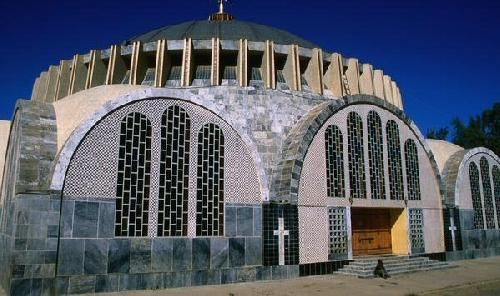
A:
88 256 500 296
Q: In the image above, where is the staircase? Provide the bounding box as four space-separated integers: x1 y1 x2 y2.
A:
336 255 454 278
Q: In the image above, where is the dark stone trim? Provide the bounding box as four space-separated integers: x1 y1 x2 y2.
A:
299 260 350 276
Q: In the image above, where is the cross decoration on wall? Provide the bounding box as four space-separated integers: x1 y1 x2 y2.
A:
274 217 290 266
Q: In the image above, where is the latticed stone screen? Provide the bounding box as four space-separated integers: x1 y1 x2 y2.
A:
328 207 348 259
386 120 404 200
404 139 421 200
195 65 212 80
196 123 225 236
409 208 425 254
469 162 484 229
347 112 366 199
157 106 191 237
480 157 496 229
325 125 345 198
367 111 385 199
115 112 152 237
493 166 500 227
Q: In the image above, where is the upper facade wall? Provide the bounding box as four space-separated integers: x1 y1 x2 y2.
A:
31 38 404 110
426 139 464 174
298 104 441 209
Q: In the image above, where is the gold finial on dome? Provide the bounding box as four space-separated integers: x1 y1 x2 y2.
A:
209 0 235 21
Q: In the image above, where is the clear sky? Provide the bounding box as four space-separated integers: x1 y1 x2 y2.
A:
0 0 499 137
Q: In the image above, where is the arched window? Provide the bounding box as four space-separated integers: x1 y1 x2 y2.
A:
367 111 385 199
325 125 345 197
157 106 191 236
469 162 484 229
386 120 404 200
480 157 495 229
404 139 421 200
115 112 152 237
196 123 224 236
493 165 500 227
347 112 366 199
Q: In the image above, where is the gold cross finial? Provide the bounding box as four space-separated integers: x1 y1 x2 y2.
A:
210 0 234 21
218 0 229 14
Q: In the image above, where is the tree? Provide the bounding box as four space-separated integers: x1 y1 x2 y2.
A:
451 103 500 156
427 127 449 140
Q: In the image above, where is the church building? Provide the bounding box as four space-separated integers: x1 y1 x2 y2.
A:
0 4 499 295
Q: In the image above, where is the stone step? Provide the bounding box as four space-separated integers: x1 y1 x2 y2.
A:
336 263 454 278
336 257 455 279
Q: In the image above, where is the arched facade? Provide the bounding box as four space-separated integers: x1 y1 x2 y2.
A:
296 101 443 264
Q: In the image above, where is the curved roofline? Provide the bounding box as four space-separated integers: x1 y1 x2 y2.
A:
125 19 321 49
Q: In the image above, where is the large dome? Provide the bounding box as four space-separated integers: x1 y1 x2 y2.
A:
126 20 319 48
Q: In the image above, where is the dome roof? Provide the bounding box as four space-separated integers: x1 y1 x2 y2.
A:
126 20 320 49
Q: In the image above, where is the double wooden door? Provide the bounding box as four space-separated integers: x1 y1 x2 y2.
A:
352 208 392 256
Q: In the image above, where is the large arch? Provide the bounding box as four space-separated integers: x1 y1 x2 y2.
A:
49 88 269 201
271 94 441 203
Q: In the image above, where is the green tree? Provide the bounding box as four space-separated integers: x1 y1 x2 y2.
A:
451 103 500 156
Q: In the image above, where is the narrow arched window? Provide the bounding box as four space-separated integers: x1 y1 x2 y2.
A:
196 123 224 236
115 112 152 237
404 139 421 200
493 165 500 228
367 111 385 199
386 120 404 200
157 106 191 236
480 157 495 229
469 162 484 229
347 112 366 199
325 125 345 197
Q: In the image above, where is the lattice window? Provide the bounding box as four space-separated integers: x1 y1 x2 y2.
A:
141 68 156 86
405 139 421 200
121 70 131 84
469 162 484 229
196 123 225 236
115 112 152 237
367 111 385 199
409 208 425 254
325 125 345 198
347 112 366 199
480 157 495 229
493 165 500 228
386 120 404 200
328 207 348 259
195 65 212 80
168 66 182 81
276 70 286 84
157 106 191 237
223 66 237 80
251 67 262 81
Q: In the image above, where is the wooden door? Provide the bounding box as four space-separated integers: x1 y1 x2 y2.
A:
352 208 392 256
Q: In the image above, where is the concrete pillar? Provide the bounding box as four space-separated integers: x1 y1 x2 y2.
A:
181 38 193 87
86 50 107 88
359 64 374 95
373 69 385 99
262 40 275 89
44 65 60 102
211 38 220 86
130 42 147 85
383 75 394 104
391 81 400 108
324 53 344 97
36 71 49 102
31 77 40 101
397 86 404 110
345 58 360 95
237 39 248 87
304 48 324 95
283 45 300 91
69 55 88 95
155 40 169 88
106 45 127 85
55 60 72 100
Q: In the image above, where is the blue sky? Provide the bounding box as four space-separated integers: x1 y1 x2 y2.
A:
0 0 498 137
